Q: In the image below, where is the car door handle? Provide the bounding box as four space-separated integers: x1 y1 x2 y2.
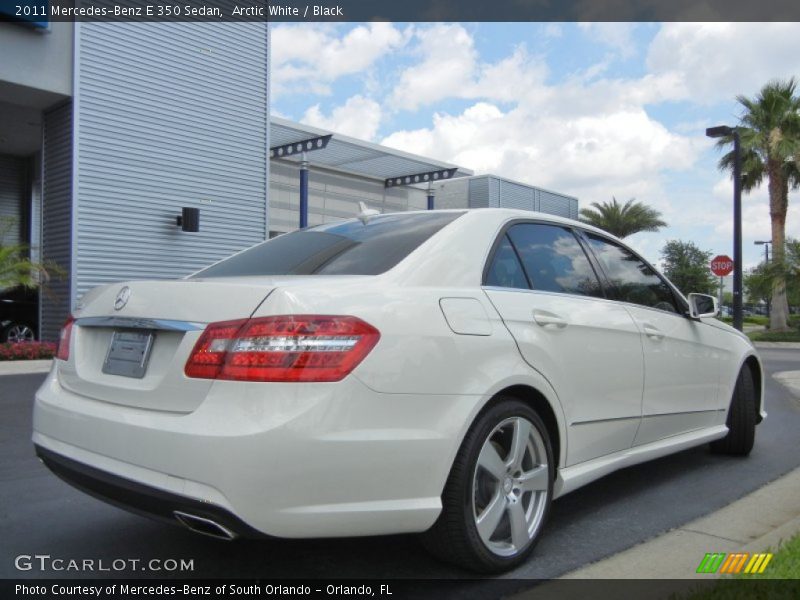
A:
642 323 664 340
533 310 567 329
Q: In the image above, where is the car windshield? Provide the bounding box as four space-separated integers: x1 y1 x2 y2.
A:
192 211 464 278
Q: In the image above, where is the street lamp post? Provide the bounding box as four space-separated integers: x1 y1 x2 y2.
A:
754 240 771 264
707 125 743 331
755 240 772 318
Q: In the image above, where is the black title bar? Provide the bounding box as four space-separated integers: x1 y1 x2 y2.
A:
3 578 800 600
3 0 800 23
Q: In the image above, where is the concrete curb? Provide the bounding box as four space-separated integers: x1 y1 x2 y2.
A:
556 466 800 580
754 342 800 349
0 360 53 376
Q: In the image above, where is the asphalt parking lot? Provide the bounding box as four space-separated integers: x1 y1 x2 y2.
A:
1 347 799 583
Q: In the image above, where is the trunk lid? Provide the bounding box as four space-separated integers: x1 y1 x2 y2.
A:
58 278 277 413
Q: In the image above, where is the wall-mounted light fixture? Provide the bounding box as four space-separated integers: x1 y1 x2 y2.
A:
176 207 200 232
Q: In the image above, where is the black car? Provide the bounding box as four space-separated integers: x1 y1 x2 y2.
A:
0 287 38 342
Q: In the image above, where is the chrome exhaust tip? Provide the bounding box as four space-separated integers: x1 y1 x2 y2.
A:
173 510 237 541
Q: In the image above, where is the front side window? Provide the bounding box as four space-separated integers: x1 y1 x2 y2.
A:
585 234 680 313
505 223 604 297
193 212 464 278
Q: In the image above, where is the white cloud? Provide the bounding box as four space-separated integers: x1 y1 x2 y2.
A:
711 177 800 242
380 25 699 205
388 24 548 111
377 22 800 268
388 24 477 111
270 23 407 97
302 95 383 141
279 22 800 268
646 23 800 105
382 99 698 223
578 23 638 58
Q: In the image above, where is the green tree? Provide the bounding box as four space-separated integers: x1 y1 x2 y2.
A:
579 197 667 238
745 265 773 306
722 291 734 305
715 78 800 331
746 238 800 307
660 240 717 295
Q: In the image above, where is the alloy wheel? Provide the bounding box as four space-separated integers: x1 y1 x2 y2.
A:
472 416 550 556
6 324 35 343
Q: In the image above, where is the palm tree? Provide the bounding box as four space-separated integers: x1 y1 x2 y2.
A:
0 244 51 290
716 78 800 332
0 217 54 291
579 197 667 238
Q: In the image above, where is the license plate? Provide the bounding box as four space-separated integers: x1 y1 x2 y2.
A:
102 330 155 378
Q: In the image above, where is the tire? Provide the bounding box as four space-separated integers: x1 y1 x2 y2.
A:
2 322 36 343
710 366 756 456
421 399 554 573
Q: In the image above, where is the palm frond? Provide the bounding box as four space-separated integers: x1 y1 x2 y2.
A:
579 197 666 238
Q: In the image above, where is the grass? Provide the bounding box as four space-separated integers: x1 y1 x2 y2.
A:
716 314 800 341
750 533 800 579
719 316 770 326
718 315 800 326
678 533 800 599
747 330 800 342
745 316 771 326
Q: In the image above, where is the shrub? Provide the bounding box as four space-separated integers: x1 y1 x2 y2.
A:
0 341 56 361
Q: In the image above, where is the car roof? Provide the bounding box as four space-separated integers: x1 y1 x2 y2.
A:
351 208 624 245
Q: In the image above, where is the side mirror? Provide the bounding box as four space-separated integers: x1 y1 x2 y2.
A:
688 293 718 319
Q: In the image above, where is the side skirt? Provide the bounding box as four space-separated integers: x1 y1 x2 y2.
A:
553 425 728 499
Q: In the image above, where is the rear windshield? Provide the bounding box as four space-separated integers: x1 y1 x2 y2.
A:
192 211 464 278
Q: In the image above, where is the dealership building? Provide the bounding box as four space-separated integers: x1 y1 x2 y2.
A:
0 20 578 341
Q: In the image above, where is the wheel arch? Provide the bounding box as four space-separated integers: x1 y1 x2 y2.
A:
447 381 564 478
490 384 562 473
742 354 764 424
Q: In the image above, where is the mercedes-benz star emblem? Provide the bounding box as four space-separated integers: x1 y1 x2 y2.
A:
114 286 131 311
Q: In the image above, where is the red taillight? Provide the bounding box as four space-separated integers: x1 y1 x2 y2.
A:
185 315 380 383
184 319 248 379
56 315 75 361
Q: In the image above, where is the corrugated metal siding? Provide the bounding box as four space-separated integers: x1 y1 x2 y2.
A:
443 175 579 218
569 198 579 220
498 178 535 211
468 177 490 208
41 102 72 342
540 189 576 219
268 161 428 233
74 22 269 299
0 155 25 247
489 178 501 208
29 153 42 264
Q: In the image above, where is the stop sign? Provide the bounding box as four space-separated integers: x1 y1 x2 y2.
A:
711 255 734 276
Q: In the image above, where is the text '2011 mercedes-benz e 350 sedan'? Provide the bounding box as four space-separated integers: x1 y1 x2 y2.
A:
33 209 764 572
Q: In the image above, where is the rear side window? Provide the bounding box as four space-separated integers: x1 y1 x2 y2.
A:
193 212 463 278
485 236 529 289
584 234 680 313
505 223 604 297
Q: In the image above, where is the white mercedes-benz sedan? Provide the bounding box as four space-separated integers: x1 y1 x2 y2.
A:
33 208 763 572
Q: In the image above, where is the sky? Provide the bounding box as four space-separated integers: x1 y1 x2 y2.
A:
269 22 800 270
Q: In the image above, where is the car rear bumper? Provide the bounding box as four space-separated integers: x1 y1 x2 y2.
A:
33 365 478 538
35 444 264 540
